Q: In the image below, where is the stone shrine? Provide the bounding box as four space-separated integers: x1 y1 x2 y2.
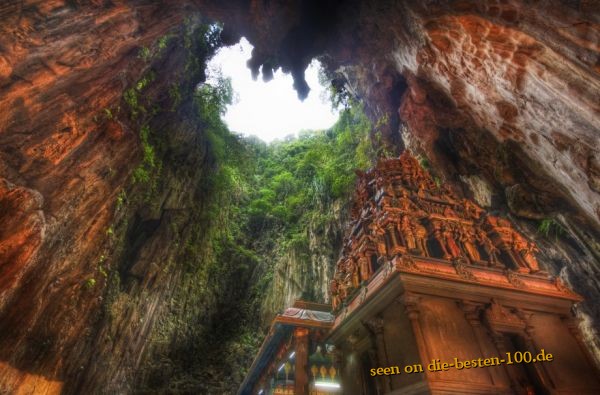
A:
240 153 600 394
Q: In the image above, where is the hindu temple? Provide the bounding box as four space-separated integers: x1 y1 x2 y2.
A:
239 153 600 395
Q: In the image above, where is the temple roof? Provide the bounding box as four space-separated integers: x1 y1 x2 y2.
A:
237 301 333 395
278 306 334 325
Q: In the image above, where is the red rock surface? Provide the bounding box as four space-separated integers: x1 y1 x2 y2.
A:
0 0 598 392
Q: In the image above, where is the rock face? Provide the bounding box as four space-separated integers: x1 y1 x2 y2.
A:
0 0 599 393
261 200 346 323
218 0 599 225
0 3 235 393
206 0 600 363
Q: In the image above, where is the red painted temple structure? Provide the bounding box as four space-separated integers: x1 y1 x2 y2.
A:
239 153 600 395
237 301 337 395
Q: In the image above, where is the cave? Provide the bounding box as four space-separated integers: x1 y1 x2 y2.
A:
0 1 599 394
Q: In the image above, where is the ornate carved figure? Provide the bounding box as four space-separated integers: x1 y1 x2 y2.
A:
442 224 462 259
417 181 427 198
520 240 540 273
412 219 429 255
475 228 499 266
348 258 360 288
400 216 417 251
358 255 372 282
463 199 484 220
330 280 340 310
330 152 545 308
385 224 399 254
510 233 540 273
338 281 348 301
432 221 451 259
397 189 415 212
459 226 481 262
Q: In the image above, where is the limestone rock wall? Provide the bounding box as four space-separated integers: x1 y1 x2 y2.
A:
0 3 236 393
207 0 600 363
0 0 599 393
260 200 347 324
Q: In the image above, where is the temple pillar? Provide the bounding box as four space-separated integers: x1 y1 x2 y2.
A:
387 225 401 255
294 327 309 395
364 315 392 393
522 322 556 391
459 301 505 386
366 346 384 395
489 331 525 393
400 293 431 383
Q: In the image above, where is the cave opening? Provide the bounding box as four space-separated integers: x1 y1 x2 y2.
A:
206 37 340 142
0 1 599 394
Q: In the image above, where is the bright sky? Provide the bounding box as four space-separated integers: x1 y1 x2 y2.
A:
207 38 339 142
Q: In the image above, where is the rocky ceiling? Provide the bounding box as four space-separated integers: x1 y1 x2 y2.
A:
0 0 598 392
208 0 600 229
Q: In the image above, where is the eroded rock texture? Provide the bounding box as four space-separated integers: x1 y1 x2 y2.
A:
0 2 248 393
207 0 600 363
0 0 599 393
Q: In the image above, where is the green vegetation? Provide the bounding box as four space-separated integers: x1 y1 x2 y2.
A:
138 46 151 62
116 190 126 209
418 155 430 170
163 73 376 392
123 88 141 118
157 35 170 51
185 72 375 290
138 33 172 63
123 71 154 119
136 71 156 92
132 124 159 187
102 17 377 393
85 278 96 289
103 108 113 120
245 105 374 245
189 68 375 272
538 217 565 237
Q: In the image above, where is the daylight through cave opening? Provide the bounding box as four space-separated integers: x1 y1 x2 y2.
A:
0 1 599 394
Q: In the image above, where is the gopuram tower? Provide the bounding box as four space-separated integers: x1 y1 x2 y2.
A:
327 152 600 395
239 153 600 395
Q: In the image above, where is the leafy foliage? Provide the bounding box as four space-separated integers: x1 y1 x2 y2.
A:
112 19 377 392
245 105 374 240
538 218 565 237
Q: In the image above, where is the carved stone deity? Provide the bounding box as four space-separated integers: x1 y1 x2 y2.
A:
358 255 372 282
412 219 429 256
463 199 484 220
511 233 540 272
330 280 340 310
397 189 414 212
417 180 427 198
521 240 540 273
459 226 481 262
432 221 451 259
349 258 361 288
475 228 499 266
400 216 417 251
442 224 462 259
337 279 348 303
